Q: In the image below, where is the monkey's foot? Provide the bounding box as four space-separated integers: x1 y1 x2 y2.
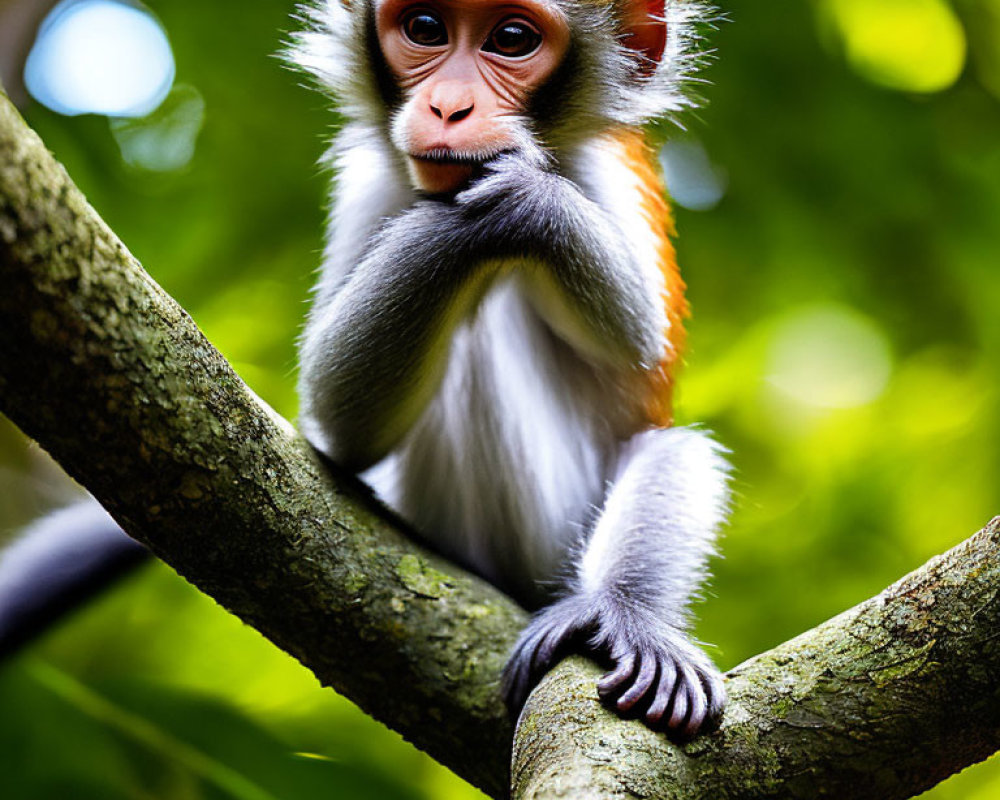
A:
594 625 726 740
502 594 597 718
502 595 725 740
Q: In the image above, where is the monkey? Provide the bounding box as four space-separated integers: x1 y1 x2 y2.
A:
0 0 727 740
292 0 729 737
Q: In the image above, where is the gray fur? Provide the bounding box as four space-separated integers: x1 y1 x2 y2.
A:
299 152 668 469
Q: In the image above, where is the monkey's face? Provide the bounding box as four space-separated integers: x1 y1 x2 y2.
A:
377 0 570 194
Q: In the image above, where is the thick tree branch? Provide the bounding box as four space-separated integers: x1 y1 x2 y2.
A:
0 91 521 799
1 92 998 800
513 518 1000 799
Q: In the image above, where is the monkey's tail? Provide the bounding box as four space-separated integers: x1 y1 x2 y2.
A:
0 498 150 661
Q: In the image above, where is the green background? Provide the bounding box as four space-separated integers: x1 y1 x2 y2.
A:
1 0 998 796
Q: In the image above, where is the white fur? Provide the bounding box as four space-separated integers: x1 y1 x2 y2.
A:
314 125 415 300
579 427 730 622
363 277 611 598
288 0 388 126
624 1 715 125
565 136 674 353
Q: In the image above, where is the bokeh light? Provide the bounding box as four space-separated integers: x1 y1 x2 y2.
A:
765 305 893 410
820 0 967 93
964 0 1000 100
660 137 728 211
24 0 174 117
110 84 204 172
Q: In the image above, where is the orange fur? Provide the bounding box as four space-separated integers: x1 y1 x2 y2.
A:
607 129 689 428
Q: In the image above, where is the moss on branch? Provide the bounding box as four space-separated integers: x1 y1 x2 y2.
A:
0 90 521 799
513 520 1000 798
1 91 997 800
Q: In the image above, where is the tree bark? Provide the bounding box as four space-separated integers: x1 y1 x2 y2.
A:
1 91 998 800
514 518 1000 799
0 89 520 799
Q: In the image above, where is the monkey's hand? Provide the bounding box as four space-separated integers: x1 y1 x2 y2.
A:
454 152 555 215
455 153 667 371
502 594 726 740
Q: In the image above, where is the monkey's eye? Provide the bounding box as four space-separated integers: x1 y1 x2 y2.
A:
402 10 448 46
482 18 542 58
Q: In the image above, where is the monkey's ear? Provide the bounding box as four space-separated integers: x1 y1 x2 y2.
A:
620 0 667 75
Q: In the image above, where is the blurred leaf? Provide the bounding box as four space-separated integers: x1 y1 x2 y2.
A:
819 0 967 93
110 84 206 173
0 662 424 800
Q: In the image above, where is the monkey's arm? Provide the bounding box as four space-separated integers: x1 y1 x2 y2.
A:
301 154 666 469
504 427 730 738
456 154 668 371
299 201 501 470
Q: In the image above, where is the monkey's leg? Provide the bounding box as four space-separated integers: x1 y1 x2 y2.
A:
503 426 729 738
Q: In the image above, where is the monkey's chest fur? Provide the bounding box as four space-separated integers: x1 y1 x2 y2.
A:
363 276 635 607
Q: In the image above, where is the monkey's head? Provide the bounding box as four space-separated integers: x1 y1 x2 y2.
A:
293 0 709 193
377 0 572 193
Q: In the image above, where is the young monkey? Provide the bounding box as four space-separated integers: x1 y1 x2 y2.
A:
294 0 729 737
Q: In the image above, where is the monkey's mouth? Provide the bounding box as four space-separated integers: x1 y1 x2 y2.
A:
409 147 514 167
408 148 513 195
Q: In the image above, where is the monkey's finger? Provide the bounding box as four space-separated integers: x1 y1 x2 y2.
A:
616 651 658 712
504 614 570 714
644 658 678 725
597 652 636 698
667 671 691 732
531 618 574 674
680 665 709 739
503 630 546 712
702 668 727 727
502 657 533 715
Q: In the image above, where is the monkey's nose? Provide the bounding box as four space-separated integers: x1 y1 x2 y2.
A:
430 102 474 123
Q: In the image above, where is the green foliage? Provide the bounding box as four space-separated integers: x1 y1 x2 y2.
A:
0 661 423 800
1 0 998 796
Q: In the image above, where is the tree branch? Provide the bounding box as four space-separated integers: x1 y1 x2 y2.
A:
1 92 997 800
0 90 520 799
513 519 1000 799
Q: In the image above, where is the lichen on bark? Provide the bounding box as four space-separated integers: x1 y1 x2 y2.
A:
0 90 521 799
513 520 1000 799
2 89 998 800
